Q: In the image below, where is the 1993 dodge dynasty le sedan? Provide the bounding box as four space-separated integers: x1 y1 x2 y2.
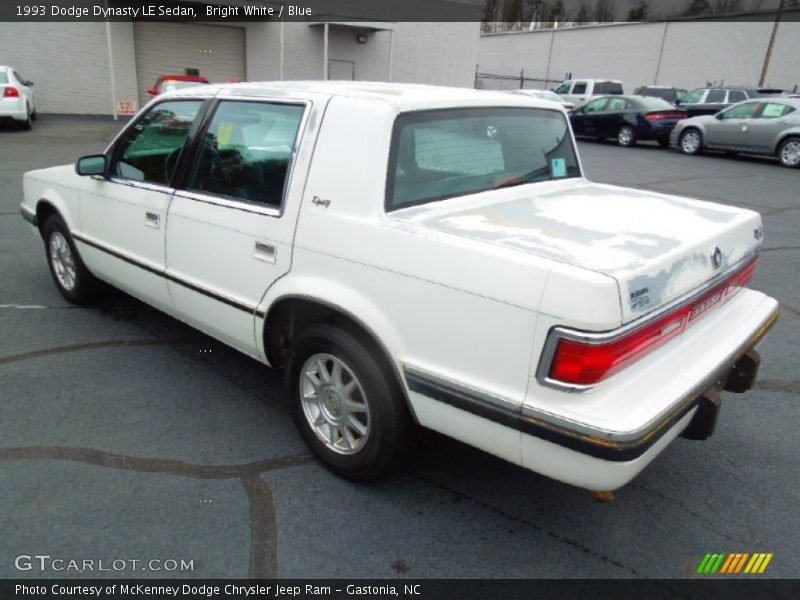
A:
20 82 779 491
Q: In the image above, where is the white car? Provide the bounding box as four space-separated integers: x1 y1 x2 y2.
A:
1 65 36 130
509 89 576 112
20 82 778 492
554 78 624 107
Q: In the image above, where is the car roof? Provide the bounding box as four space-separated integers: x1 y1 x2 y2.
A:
160 75 209 82
161 80 563 112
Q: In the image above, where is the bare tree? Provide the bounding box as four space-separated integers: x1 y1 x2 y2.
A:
594 0 616 21
573 0 593 22
628 0 650 20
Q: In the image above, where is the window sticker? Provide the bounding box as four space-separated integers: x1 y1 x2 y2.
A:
761 104 785 118
216 122 235 147
551 157 567 178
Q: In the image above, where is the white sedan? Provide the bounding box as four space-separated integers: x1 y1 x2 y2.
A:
0 65 36 130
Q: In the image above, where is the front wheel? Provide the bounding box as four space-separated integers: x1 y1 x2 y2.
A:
285 323 415 481
679 129 703 155
777 137 800 168
43 215 101 304
617 125 636 147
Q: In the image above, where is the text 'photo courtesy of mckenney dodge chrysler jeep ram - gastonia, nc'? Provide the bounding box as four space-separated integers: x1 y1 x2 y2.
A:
19 81 779 493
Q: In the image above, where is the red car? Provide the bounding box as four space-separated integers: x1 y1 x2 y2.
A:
147 75 209 96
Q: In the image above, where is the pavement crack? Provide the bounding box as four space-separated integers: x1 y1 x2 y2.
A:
0 337 203 366
0 303 88 310
242 475 278 579
760 246 800 253
755 379 800 393
0 445 314 479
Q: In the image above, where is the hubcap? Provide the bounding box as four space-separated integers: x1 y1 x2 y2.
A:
682 131 700 153
619 128 632 145
49 231 77 291
780 141 800 166
300 353 370 455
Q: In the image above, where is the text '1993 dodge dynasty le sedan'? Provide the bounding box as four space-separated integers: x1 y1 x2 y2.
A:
20 82 779 492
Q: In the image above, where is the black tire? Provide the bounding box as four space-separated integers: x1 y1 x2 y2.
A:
21 104 32 131
679 128 703 155
657 137 670 148
285 323 416 481
31 109 37 121
617 125 636 147
777 136 800 169
42 215 101 304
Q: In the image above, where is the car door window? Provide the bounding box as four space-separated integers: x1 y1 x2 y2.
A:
583 98 608 113
727 90 747 103
682 89 706 104
554 82 572 94
606 98 628 111
706 89 726 103
720 102 759 120
760 102 793 118
572 82 588 94
110 100 202 185
188 101 305 208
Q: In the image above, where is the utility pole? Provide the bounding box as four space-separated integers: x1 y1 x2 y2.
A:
759 0 785 88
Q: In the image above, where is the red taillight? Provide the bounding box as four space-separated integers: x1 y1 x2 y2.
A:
645 111 687 120
546 257 759 386
3 87 20 98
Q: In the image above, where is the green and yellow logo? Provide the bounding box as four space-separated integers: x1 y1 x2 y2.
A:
696 552 773 574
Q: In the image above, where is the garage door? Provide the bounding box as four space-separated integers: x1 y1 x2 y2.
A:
134 22 245 108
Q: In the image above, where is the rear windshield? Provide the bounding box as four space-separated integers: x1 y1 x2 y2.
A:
637 97 676 110
0 72 8 84
594 82 623 95
386 107 581 210
160 80 208 93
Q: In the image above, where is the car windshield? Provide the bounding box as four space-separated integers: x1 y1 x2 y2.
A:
387 107 581 210
533 91 562 102
160 80 208 93
637 97 676 109
594 82 623 95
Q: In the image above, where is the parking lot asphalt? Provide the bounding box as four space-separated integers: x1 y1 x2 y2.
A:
1 116 798 581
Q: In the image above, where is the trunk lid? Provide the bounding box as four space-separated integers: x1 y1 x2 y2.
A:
391 179 762 325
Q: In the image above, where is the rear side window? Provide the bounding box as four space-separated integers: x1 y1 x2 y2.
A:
682 89 706 104
188 101 304 208
606 98 629 111
0 72 8 84
728 90 747 103
721 102 759 119
706 89 726 103
637 97 675 110
386 107 581 210
760 102 794 118
594 82 623 95
572 82 588 94
111 100 203 185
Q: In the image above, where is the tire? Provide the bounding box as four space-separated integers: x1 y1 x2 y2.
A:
31 109 37 121
617 125 636 147
285 323 416 481
21 104 32 131
42 215 101 304
679 129 703 155
657 137 670 148
777 136 800 169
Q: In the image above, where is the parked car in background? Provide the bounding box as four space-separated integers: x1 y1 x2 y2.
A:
678 86 783 117
19 82 778 492
0 65 36 130
570 95 687 147
510 88 576 112
147 75 210 96
553 79 624 107
672 97 800 168
633 85 687 104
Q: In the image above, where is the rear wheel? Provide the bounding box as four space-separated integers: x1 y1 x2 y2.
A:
617 125 636 147
43 215 101 304
286 323 415 481
777 137 800 168
21 104 32 131
679 129 703 155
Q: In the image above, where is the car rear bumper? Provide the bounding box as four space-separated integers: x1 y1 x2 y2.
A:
405 291 779 490
1 97 28 121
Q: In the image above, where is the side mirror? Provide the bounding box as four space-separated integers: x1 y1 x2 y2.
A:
674 98 682 106
714 113 724 120
24 80 34 87
147 87 159 96
75 155 108 177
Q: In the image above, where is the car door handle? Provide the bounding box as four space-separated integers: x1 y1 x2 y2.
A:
145 211 160 229
254 241 276 264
